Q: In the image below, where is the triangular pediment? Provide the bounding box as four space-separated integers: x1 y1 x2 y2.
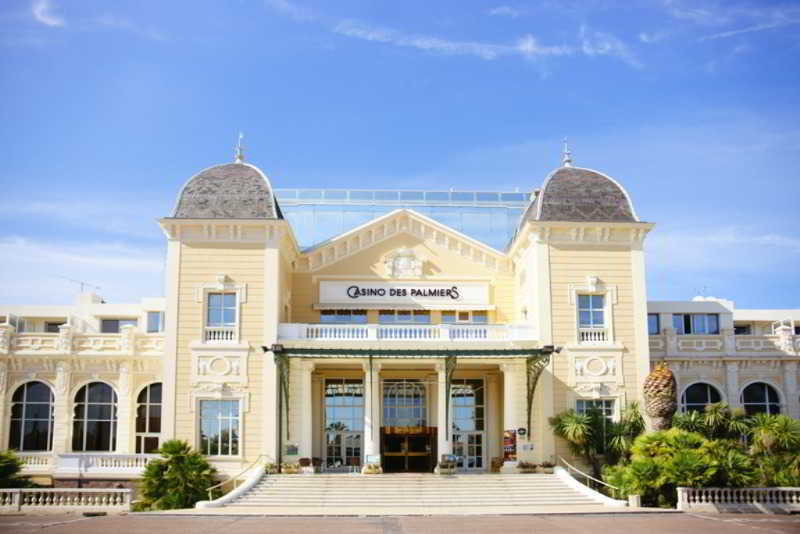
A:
297 209 510 273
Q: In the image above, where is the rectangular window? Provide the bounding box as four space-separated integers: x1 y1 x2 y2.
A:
576 399 615 421
578 295 605 328
378 310 431 324
207 293 236 327
100 319 137 334
45 322 65 333
199 400 240 456
673 314 720 335
734 324 752 335
795 326 800 335
320 310 367 324
647 314 660 335
440 311 488 324
146 311 164 333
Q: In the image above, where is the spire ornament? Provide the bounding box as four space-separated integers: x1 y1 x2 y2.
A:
562 137 573 167
234 132 245 163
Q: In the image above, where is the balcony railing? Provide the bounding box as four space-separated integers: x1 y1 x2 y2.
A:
19 453 159 477
278 323 536 342
0 325 164 357
648 332 798 356
578 327 609 344
204 326 237 343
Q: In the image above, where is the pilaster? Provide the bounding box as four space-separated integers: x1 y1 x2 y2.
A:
435 362 451 458
116 363 132 453
783 361 799 419
161 238 181 439
725 361 740 408
52 362 71 454
262 244 282 461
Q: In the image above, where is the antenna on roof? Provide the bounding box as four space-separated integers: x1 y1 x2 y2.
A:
562 137 573 167
56 276 101 293
235 132 245 163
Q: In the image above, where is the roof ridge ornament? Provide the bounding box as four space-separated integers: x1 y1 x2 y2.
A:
562 137 573 167
234 132 245 163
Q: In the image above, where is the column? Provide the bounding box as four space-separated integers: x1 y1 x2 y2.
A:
783 362 799 419
362 360 381 461
436 362 451 461
52 362 72 454
725 361 740 409
298 361 314 459
115 363 132 453
501 362 520 472
0 361 7 450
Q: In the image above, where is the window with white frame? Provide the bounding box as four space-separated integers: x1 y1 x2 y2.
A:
72 382 117 452
681 383 722 413
206 293 237 328
199 400 240 456
379 310 430 324
648 314 660 335
320 310 367 324
136 383 162 453
672 314 719 335
740 383 781 415
576 399 614 421
146 312 164 333
9 381 54 451
100 319 137 334
440 310 488 324
578 295 605 329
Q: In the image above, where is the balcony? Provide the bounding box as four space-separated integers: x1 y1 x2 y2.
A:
648 332 798 356
204 326 237 343
0 324 164 357
278 323 536 342
578 327 610 344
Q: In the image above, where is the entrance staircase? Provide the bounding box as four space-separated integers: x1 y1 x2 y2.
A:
213 472 615 513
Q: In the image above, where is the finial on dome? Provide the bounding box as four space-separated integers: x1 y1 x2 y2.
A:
562 137 573 167
234 132 245 163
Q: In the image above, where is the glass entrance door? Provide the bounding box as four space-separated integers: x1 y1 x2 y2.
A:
381 379 434 472
451 379 486 472
324 378 364 472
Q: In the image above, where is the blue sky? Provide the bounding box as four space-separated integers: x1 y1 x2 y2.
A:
0 0 798 309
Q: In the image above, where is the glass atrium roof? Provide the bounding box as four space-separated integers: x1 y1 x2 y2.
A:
274 189 532 252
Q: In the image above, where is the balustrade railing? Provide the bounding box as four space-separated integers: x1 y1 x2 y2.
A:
677 487 800 512
278 323 536 342
18 452 53 471
578 328 609 344
54 453 158 475
204 326 237 343
0 488 132 512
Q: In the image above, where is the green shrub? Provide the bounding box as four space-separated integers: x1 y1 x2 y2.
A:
0 450 28 488
138 440 219 510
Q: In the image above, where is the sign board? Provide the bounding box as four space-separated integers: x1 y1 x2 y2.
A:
503 429 517 462
365 454 381 465
285 444 298 456
517 427 527 437
319 281 489 309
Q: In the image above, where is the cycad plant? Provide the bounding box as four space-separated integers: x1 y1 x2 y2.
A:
139 440 219 510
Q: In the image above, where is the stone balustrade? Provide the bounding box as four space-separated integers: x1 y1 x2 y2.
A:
0 326 164 357
578 327 609 344
650 332 798 356
278 323 536 342
18 453 158 478
0 488 132 513
677 487 800 513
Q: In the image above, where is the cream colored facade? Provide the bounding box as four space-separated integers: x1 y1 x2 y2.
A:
1 157 798 485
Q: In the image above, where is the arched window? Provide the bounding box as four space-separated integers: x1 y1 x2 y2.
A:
681 383 722 413
9 381 54 451
72 382 117 451
136 383 162 453
740 382 781 415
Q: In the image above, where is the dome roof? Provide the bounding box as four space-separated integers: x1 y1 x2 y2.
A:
171 162 283 219
533 166 638 222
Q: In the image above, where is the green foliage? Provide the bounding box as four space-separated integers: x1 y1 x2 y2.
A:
138 440 219 510
549 402 644 480
0 450 26 488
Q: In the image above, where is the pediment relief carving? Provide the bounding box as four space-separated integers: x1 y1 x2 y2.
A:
383 247 424 278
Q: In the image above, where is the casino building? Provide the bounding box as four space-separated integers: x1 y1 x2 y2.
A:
1 147 798 487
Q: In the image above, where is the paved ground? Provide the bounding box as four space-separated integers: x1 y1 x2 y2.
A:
0 512 798 534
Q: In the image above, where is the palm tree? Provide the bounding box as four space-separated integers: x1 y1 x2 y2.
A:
139 440 218 510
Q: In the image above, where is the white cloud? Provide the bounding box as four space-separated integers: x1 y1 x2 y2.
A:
31 0 64 27
638 31 668 44
93 14 167 41
579 25 642 68
264 0 318 22
0 236 164 305
701 18 800 41
488 6 521 18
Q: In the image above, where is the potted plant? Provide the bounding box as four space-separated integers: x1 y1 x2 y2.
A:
298 457 314 474
264 462 278 475
539 461 555 474
361 463 382 475
281 462 301 474
436 455 457 475
517 461 538 474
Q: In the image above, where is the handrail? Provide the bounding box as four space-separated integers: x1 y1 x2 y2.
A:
558 456 618 491
205 454 270 501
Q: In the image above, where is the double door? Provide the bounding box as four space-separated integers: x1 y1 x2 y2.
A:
452 431 484 471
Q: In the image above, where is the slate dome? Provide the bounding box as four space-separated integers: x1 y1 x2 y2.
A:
171 162 283 219
534 166 638 222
